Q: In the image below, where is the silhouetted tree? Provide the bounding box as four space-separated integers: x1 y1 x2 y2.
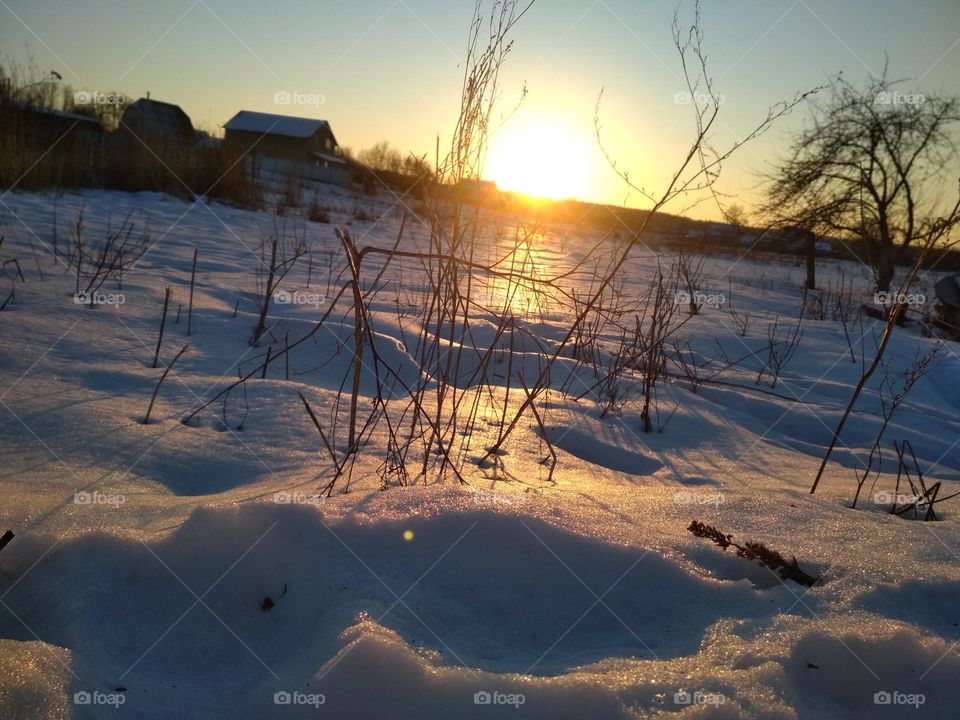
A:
724 203 748 229
765 70 960 291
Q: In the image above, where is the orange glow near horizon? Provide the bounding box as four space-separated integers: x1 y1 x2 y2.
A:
484 120 590 201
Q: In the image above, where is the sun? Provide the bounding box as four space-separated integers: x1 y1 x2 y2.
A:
484 121 590 201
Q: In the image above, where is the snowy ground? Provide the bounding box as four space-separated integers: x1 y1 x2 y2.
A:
0 186 958 719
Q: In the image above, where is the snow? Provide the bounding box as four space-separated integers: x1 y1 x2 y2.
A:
223 111 331 139
0 186 958 718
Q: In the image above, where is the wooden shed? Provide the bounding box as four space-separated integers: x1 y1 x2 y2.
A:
119 98 195 146
222 110 346 170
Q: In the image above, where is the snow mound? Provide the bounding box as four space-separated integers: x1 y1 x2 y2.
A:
542 426 662 476
788 628 960 719
0 503 794 718
0 640 72 720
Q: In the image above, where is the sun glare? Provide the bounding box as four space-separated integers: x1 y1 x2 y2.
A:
484 121 590 201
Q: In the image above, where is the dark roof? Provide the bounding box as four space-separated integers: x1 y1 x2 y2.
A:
11 103 101 125
121 98 194 139
224 110 332 140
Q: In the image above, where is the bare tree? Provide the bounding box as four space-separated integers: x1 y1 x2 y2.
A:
724 203 749 229
764 69 960 292
250 224 309 346
756 311 804 389
67 208 149 306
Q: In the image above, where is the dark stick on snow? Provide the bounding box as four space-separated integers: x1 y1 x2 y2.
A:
0 529 14 554
175 303 181 324
152 286 171 369
187 248 197 335
262 346 272 379
2 258 25 282
143 343 189 424
284 331 290 380
297 391 342 490
233 299 240 318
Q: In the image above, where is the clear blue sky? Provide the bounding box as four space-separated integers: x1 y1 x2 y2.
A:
2 0 959 216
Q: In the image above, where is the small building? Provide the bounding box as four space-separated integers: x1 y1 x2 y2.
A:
223 110 349 187
687 222 740 243
0 103 103 185
223 110 346 169
773 226 817 253
118 97 195 146
3 103 102 144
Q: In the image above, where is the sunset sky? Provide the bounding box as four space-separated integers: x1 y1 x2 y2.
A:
2 0 959 218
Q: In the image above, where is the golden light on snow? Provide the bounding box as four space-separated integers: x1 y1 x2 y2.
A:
484 120 590 201
403 529 414 541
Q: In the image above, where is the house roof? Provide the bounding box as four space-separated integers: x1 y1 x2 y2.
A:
128 98 186 114
224 111 331 139
11 103 100 126
122 98 194 138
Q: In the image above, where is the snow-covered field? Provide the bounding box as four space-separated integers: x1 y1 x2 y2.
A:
0 186 958 719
